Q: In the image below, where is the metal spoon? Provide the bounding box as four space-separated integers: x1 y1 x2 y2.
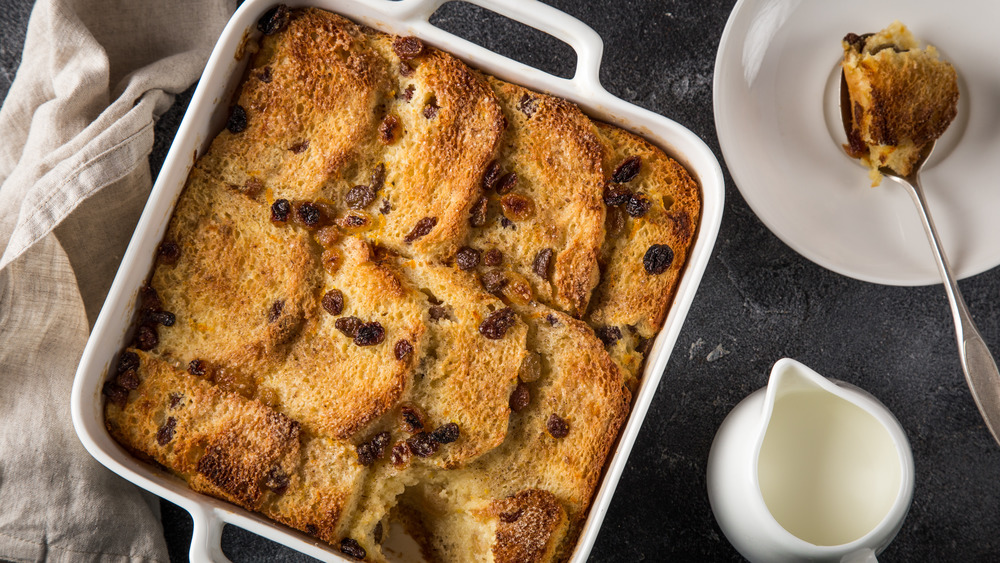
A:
841 73 1000 446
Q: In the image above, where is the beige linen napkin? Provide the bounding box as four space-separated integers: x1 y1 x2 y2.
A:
0 0 234 561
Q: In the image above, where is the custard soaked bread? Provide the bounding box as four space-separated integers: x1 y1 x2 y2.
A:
103 5 700 562
841 21 959 185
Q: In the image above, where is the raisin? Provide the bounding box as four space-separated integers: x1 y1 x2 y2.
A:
322 289 344 316
626 193 651 218
289 140 309 154
354 322 385 346
612 155 641 183
423 103 439 119
643 244 674 275
482 160 501 191
429 306 449 322
116 369 140 391
455 247 481 270
102 381 129 408
484 249 503 267
430 422 460 444
500 194 534 221
117 351 140 374
306 525 318 535
379 199 391 215
356 442 377 467
509 382 530 412
495 172 518 195
156 417 177 446
532 248 554 279
188 359 207 376
271 199 291 223
518 352 541 383
516 93 538 117
258 66 272 83
169 393 183 409
370 163 386 193
597 325 623 346
404 217 437 243
393 36 425 60
158 241 181 265
479 307 516 340
636 336 654 356
379 114 399 144
140 285 161 312
268 300 284 323
546 313 560 326
345 185 376 210
399 62 414 78
480 270 508 294
335 316 363 338
257 4 290 35
340 538 367 561
400 404 426 433
500 508 524 523
338 213 370 231
394 339 413 360
226 105 247 134
373 522 384 544
546 413 569 438
155 311 175 326
135 325 158 351
264 466 289 495
406 432 439 457
602 185 631 207
243 178 263 197
372 431 390 457
391 442 411 466
499 216 516 230
322 249 342 276
469 196 489 227
296 202 321 227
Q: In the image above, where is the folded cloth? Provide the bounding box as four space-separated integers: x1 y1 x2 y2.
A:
0 0 234 561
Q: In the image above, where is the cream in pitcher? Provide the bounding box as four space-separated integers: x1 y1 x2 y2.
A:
707 358 914 563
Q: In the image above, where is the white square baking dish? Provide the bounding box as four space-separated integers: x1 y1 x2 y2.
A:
70 0 724 560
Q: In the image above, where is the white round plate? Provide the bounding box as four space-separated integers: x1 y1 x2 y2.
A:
714 0 1000 286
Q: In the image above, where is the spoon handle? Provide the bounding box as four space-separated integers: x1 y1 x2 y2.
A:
905 174 1000 445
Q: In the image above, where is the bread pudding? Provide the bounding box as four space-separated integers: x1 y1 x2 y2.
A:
101 6 701 562
841 21 959 185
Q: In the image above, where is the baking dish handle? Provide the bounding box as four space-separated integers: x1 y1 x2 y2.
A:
392 0 606 95
187 506 230 563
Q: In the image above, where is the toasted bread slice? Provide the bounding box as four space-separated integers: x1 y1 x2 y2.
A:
201 9 389 201
463 77 606 318
104 350 366 544
398 259 527 469
364 33 506 259
587 122 700 389
261 236 425 441
390 307 629 562
150 167 319 380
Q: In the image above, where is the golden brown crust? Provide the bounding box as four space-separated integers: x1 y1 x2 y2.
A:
103 7 700 562
586 122 701 389
465 76 606 318
151 167 320 382
841 22 959 182
488 490 569 563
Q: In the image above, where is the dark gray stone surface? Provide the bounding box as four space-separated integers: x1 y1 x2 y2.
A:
4 0 1000 561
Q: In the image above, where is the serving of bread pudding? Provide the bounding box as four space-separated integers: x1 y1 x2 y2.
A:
841 21 959 185
100 6 700 562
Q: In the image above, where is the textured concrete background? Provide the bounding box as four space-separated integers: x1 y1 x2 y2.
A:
4 0 1000 560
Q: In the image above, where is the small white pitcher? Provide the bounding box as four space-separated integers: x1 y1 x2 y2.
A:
707 358 914 562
